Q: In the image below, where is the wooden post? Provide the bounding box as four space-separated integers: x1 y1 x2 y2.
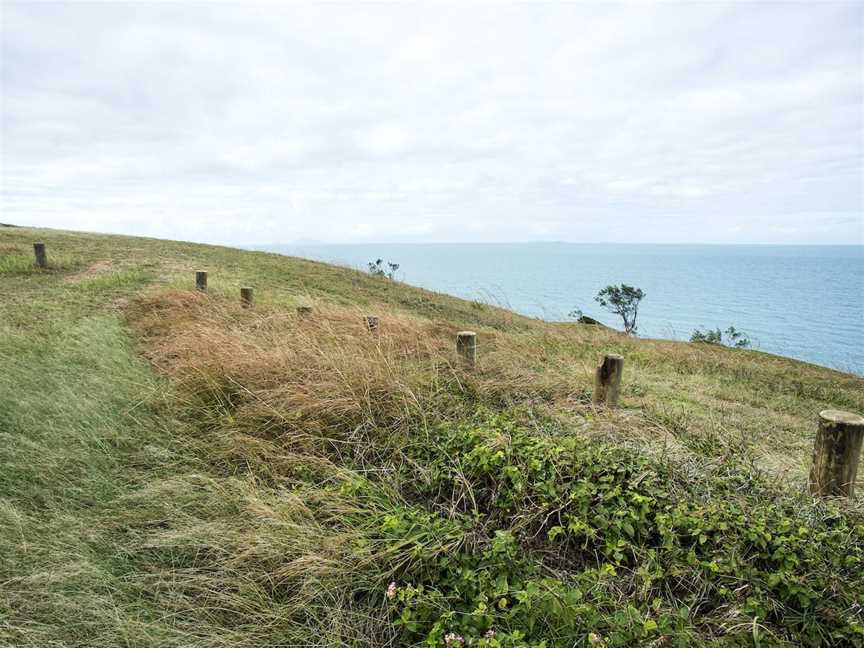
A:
240 287 254 308
365 316 379 333
809 410 864 498
456 331 477 368
593 354 624 408
195 270 207 292
33 242 47 268
297 306 312 318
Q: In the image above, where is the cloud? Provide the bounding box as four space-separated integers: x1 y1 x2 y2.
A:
356 123 417 157
1 2 861 244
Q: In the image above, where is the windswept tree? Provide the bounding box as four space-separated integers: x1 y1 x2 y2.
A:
595 284 645 335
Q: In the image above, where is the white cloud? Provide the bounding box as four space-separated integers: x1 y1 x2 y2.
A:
0 2 861 244
357 123 417 157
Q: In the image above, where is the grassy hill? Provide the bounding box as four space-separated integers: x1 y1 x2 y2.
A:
1 226 862 647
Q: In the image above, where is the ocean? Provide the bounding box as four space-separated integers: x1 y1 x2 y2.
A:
257 243 864 376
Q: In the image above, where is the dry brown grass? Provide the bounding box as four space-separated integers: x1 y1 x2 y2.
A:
127 289 613 437
130 289 455 436
122 292 671 508
124 289 617 501
127 287 864 489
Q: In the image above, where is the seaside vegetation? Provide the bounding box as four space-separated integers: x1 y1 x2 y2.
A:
572 285 646 336
1 226 863 647
595 284 645 336
368 258 401 280
691 326 752 349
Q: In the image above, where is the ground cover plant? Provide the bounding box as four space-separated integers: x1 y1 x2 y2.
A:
2 226 863 647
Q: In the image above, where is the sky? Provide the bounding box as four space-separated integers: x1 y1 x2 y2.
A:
1 2 862 245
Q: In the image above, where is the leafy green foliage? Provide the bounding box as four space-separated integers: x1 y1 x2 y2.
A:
594 284 645 335
691 326 751 348
377 412 864 646
690 327 723 345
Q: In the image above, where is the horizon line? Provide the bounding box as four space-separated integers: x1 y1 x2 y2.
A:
255 240 864 247
3 224 862 248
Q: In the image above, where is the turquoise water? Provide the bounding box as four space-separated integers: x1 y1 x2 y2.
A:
258 243 864 376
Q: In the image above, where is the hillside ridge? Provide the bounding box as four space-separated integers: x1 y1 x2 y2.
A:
2 226 862 647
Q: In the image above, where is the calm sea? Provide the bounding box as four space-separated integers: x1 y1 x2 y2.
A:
257 243 864 376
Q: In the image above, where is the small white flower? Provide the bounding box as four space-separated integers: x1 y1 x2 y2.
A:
386 582 397 600
445 632 464 647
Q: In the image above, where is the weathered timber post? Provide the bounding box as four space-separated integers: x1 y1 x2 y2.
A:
195 270 207 292
33 242 47 268
240 287 254 308
593 354 624 408
456 331 477 369
809 410 864 498
365 316 379 333
297 306 312 318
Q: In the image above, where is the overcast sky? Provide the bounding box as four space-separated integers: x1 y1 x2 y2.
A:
1 2 862 245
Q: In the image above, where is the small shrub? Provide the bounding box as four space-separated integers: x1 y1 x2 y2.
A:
691 326 751 348
690 328 723 345
368 258 400 280
724 325 751 348
568 309 604 326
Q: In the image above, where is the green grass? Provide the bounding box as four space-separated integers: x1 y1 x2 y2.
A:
1 226 862 647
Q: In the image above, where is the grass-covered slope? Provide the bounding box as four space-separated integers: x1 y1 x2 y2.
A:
1 226 863 647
